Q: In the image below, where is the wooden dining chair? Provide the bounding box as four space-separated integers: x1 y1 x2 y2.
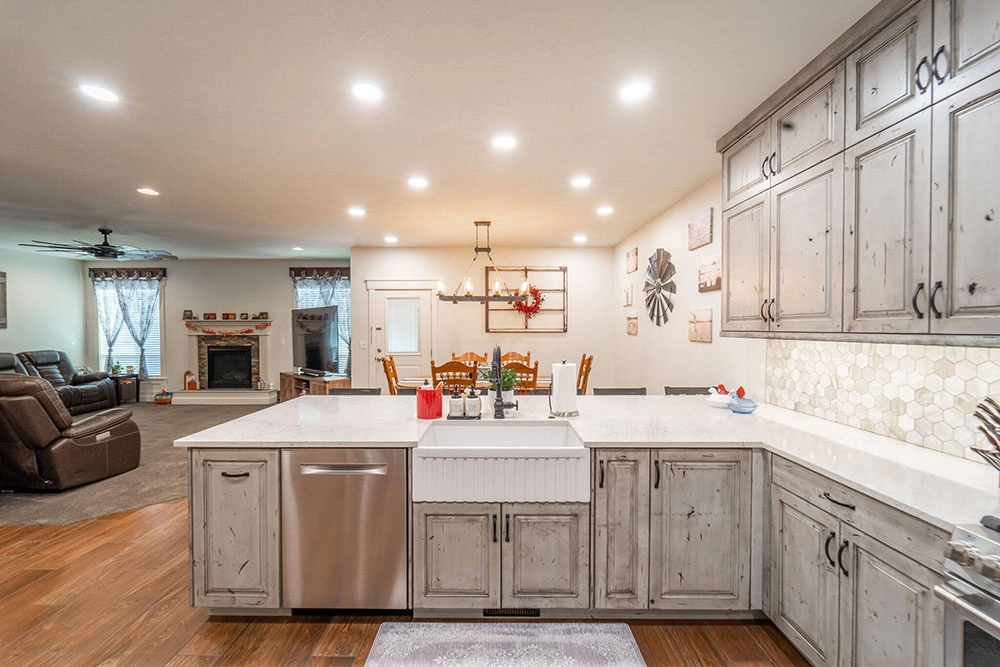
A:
664 386 709 395
504 360 539 394
451 351 488 364
328 387 382 395
501 350 531 365
577 354 594 395
431 360 477 391
593 387 647 395
380 356 401 395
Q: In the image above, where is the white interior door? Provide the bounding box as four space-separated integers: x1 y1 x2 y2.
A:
370 289 434 391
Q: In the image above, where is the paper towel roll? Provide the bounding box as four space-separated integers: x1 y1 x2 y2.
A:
550 361 579 416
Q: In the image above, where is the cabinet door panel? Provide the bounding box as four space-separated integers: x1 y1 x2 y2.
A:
190 449 280 609
723 122 771 210
771 156 845 332
930 72 1000 334
845 110 932 333
846 0 933 146
772 63 845 182
502 503 590 609
933 0 1000 100
649 450 750 610
722 193 771 332
839 528 945 667
594 450 650 609
771 487 840 667
413 502 500 609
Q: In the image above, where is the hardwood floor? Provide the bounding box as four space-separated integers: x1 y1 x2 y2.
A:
0 498 808 666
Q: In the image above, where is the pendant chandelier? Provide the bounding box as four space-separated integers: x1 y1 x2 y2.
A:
437 221 528 304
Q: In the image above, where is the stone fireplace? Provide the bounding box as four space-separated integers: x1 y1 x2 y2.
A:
197 335 260 389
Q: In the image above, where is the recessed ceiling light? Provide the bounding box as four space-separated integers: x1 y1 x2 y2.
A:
407 175 428 190
491 134 518 151
573 234 588 244
79 84 120 103
136 187 159 196
348 206 366 218
351 82 383 103
570 175 592 190
384 235 398 244
292 246 304 252
618 80 651 103
596 205 614 216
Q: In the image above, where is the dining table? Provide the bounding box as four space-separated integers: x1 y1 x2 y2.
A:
397 376 552 390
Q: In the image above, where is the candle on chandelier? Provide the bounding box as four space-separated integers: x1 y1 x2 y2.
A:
464 279 474 296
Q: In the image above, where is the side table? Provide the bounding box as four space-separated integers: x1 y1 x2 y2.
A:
109 373 140 406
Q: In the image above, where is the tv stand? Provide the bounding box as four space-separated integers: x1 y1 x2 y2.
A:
279 372 350 401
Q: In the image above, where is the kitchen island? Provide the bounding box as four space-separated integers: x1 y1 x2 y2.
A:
177 395 1000 665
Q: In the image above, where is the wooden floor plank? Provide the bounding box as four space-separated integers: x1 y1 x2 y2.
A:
629 622 688 666
176 618 250 657
748 622 811 667
703 622 776 665
217 617 330 666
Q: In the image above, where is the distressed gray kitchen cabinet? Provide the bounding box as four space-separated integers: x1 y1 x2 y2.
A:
190 449 281 609
932 0 1000 100
771 486 841 667
771 63 845 184
649 450 751 610
770 156 845 333
722 193 772 333
413 502 500 609
844 109 932 333
594 450 650 609
930 71 1000 334
722 121 772 210
845 0 933 146
838 527 945 667
501 503 590 609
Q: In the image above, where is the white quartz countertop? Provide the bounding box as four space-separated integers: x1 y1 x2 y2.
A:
174 395 1000 531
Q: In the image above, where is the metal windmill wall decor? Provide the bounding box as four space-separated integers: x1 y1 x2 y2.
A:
642 248 677 326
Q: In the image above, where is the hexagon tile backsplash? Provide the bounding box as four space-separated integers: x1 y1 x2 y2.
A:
765 340 1000 464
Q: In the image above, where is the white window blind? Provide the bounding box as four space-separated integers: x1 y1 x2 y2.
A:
98 307 161 375
292 274 351 375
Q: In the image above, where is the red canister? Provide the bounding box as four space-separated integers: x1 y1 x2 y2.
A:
416 381 443 419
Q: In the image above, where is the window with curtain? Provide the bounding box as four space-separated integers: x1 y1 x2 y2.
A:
290 268 351 376
90 268 165 378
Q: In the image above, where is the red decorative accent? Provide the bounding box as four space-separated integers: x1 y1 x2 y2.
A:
512 286 545 319
185 321 272 335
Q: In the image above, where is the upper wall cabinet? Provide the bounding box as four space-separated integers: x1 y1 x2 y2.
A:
929 71 1000 334
722 122 771 210
932 0 1000 100
721 194 771 333
845 0 933 146
770 64 845 185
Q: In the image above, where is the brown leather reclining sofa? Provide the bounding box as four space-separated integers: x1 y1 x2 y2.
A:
0 374 141 490
16 350 117 415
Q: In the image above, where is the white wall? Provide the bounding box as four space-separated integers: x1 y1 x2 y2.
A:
613 175 766 394
350 246 616 388
83 259 348 391
0 249 86 360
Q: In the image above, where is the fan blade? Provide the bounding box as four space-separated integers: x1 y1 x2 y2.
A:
118 248 178 261
19 241 91 250
665 281 677 294
661 262 676 282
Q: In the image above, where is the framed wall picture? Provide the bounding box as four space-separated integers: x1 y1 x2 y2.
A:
688 308 713 343
698 255 722 292
0 271 6 329
623 283 633 308
203 312 217 320
626 247 638 274
626 313 638 336
182 309 194 320
240 313 249 320
688 208 713 250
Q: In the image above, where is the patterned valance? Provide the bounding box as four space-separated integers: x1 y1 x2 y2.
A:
88 268 167 281
289 267 349 279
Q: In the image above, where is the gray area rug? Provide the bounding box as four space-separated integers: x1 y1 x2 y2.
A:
365 622 646 667
0 402 264 525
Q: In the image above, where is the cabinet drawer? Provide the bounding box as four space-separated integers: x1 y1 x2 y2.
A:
771 456 947 571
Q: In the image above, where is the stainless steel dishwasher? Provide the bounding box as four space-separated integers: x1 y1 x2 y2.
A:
281 449 407 609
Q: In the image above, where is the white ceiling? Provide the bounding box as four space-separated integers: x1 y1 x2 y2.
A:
0 0 877 260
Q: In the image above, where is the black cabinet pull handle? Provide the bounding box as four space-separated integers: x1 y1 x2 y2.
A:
822 491 856 511
915 56 931 93
824 531 837 567
769 151 777 176
220 471 250 479
931 45 949 84
838 540 850 577
768 298 776 322
911 282 925 319
492 514 498 543
762 157 770 181
654 460 661 489
598 460 605 488
504 514 510 543
929 281 943 319
760 300 768 322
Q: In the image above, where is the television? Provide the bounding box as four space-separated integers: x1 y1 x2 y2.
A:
291 306 339 376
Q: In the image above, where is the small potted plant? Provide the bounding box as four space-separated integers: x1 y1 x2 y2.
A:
481 367 516 404
111 361 122 376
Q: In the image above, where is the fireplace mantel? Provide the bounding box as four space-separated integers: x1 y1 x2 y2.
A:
183 320 273 392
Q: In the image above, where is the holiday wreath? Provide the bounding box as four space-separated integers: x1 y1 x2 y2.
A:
513 286 545 318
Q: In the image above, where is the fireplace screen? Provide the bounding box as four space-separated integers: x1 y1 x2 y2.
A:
207 346 253 389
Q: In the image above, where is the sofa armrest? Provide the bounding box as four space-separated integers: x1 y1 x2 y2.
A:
63 408 133 439
73 371 109 385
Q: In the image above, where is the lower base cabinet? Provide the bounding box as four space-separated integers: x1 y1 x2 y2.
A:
771 480 944 667
413 502 590 609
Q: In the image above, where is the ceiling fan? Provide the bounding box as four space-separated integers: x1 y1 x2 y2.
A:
19 228 177 261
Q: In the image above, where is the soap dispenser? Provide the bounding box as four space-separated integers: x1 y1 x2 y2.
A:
448 389 465 418
465 386 482 418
